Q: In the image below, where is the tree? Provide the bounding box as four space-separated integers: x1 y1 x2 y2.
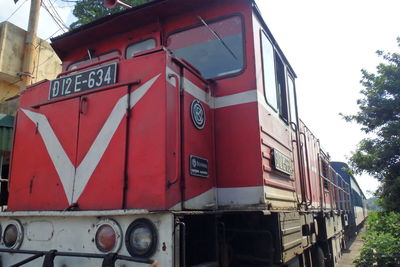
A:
343 37 400 212
69 0 151 29
354 211 400 267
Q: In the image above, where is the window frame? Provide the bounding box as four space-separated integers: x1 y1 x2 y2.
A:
274 53 289 124
165 13 247 80
66 49 121 71
260 29 278 112
125 38 157 59
260 29 293 125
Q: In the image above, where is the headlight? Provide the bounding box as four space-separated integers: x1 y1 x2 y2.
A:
94 219 122 253
3 220 23 249
125 218 157 257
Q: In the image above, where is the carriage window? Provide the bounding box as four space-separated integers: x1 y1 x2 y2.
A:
288 75 297 124
67 50 120 71
167 16 244 79
126 39 156 59
261 31 278 111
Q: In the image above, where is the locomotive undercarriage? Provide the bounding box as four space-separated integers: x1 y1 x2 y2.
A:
0 211 348 266
179 211 343 267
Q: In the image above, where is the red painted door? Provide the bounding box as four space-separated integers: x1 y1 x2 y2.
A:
181 69 216 210
72 86 128 209
8 98 80 210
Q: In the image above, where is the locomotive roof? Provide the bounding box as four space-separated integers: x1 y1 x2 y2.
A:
51 0 296 76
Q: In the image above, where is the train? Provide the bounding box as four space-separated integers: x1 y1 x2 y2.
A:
331 162 368 236
0 0 367 266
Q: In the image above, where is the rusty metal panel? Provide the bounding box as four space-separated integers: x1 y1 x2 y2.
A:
0 114 14 152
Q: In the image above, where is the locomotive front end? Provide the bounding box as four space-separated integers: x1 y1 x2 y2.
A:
0 212 174 266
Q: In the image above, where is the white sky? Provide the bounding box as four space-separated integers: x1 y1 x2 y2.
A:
2 0 397 197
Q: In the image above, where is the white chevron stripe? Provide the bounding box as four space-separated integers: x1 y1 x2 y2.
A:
22 74 160 205
21 109 76 204
166 67 257 109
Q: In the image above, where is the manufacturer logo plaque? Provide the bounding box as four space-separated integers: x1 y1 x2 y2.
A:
190 155 209 178
191 99 205 129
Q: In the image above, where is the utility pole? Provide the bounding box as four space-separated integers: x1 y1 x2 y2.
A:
20 0 41 89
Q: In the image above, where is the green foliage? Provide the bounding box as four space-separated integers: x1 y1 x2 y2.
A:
366 197 381 210
354 211 400 267
70 0 151 29
343 38 400 212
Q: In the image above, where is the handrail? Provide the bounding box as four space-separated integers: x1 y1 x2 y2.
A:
0 248 157 267
167 73 181 187
299 132 313 206
294 130 307 206
318 159 352 212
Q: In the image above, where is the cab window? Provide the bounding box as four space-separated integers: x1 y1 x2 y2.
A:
167 16 244 79
261 30 289 123
275 55 288 122
261 31 278 111
126 39 156 59
67 50 120 71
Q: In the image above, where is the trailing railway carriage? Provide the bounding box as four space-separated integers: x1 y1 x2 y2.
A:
0 0 366 266
332 162 368 233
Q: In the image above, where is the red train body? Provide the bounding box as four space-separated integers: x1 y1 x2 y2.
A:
0 0 366 266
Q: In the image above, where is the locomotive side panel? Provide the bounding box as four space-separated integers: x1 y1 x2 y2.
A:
253 12 298 210
179 68 216 210
160 0 266 209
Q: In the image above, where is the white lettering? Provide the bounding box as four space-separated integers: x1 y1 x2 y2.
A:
52 81 59 97
88 71 95 88
65 78 72 94
96 69 103 87
104 66 112 84
61 79 66 95
74 75 82 92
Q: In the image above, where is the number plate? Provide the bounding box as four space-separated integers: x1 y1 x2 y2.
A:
272 149 293 176
49 63 117 100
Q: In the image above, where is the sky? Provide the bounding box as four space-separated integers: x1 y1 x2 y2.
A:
2 0 399 197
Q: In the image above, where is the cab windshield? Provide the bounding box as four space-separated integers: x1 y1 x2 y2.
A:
167 16 244 79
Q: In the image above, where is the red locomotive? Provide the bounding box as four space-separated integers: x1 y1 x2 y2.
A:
0 0 366 266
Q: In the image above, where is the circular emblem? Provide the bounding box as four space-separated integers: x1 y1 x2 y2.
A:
191 99 205 129
191 158 197 168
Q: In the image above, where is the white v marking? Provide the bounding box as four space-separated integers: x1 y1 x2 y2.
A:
21 74 160 205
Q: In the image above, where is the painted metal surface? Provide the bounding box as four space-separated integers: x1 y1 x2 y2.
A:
8 0 358 214
0 114 14 152
0 212 174 267
332 161 367 227
279 212 303 263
